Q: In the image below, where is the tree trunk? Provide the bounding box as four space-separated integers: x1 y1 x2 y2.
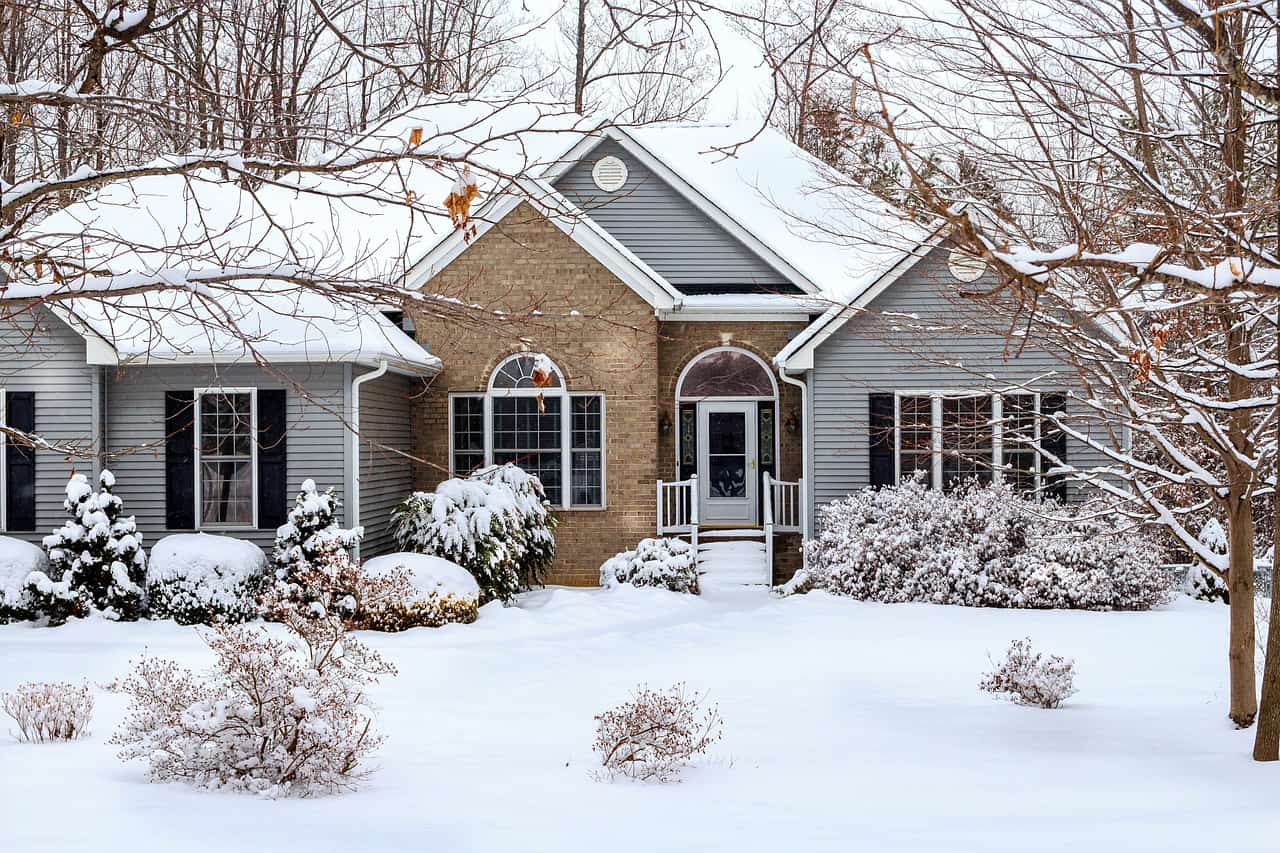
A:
1253 7 1280 760
1254 441 1280 756
1227 498 1258 727
574 0 587 113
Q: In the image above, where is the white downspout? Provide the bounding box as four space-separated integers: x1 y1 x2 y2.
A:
777 364 811 569
350 359 389 561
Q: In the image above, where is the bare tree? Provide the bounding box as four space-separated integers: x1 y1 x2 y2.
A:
560 0 722 121
779 0 1280 739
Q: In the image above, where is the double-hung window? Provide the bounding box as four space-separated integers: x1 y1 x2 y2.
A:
195 388 257 527
449 354 605 509
892 391 1063 494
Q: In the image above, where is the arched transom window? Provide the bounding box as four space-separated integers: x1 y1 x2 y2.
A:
449 353 604 509
677 347 777 400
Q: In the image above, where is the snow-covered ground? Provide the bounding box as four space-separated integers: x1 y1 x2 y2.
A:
1 588 1277 852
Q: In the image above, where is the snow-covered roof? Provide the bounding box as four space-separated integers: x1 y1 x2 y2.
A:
617 122 928 301
401 104 929 306
27 95 599 372
56 285 440 375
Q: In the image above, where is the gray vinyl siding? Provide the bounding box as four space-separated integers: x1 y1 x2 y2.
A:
809 244 1112 515
357 373 420 557
104 363 349 553
0 308 96 543
553 139 803 295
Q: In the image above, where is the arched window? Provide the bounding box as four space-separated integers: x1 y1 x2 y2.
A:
676 347 777 400
489 353 564 392
449 353 604 508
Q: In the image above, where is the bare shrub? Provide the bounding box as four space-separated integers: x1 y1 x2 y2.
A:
3 681 94 743
980 638 1077 709
592 683 723 782
109 597 395 797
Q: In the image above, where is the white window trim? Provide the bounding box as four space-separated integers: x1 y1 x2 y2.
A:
449 355 608 510
675 346 779 402
892 390 1044 491
193 387 258 530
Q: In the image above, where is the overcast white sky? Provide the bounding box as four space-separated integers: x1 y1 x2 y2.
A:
519 0 776 121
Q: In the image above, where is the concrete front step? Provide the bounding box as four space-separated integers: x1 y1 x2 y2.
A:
696 539 770 588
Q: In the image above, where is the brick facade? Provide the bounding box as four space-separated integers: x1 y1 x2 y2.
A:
411 204 809 585
411 205 659 585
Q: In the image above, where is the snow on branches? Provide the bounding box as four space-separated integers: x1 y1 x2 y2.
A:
109 604 395 797
804 478 1173 611
25 470 146 624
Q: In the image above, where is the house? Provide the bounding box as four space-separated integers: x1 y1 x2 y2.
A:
1 96 1105 584
398 100 1108 585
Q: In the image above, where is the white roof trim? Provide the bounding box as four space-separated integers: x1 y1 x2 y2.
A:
404 176 681 311
45 304 120 365
605 127 823 296
775 226 949 371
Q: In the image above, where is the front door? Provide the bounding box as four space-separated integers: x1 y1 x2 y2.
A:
697 401 757 526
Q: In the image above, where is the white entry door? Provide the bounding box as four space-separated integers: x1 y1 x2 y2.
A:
697 401 757 525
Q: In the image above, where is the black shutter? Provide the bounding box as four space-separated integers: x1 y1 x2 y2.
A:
1041 392 1067 501
165 391 195 529
6 391 36 531
869 393 895 488
257 389 288 530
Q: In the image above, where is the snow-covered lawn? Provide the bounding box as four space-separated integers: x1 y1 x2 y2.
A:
1 588 1276 852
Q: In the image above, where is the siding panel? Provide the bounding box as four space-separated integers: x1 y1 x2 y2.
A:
357 374 419 557
0 308 95 543
554 139 803 295
809 244 1112 513
105 363 348 553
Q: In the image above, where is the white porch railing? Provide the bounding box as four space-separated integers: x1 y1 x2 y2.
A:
657 475 699 555
657 473 805 579
763 472 804 572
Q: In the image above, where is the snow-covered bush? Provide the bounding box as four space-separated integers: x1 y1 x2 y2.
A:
592 683 723 782
26 471 146 625
110 596 395 797
2 681 94 743
599 538 698 594
804 478 1173 610
270 479 361 590
357 553 479 631
392 463 557 603
471 464 557 587
1186 519 1230 603
0 536 47 622
147 534 268 625
979 638 1077 709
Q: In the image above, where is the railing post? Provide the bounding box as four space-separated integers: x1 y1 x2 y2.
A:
656 479 664 535
763 472 774 583
689 474 699 558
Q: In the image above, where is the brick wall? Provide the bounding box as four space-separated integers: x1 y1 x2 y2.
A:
409 204 660 585
410 204 811 586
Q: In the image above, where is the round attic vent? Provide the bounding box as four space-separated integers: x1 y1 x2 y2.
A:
591 155 628 192
947 249 988 283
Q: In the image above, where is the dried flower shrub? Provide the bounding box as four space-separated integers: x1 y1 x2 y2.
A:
109 594 395 797
979 637 1077 709
592 683 723 782
2 680 94 743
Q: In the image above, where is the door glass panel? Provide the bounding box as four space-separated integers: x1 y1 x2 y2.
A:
707 411 747 498
708 457 746 498
708 412 746 453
